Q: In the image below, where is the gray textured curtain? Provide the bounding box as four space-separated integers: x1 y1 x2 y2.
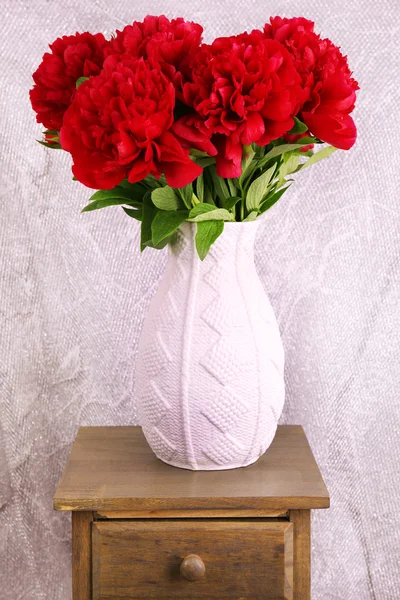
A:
1 1 399 598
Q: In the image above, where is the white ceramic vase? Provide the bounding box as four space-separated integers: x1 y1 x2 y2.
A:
135 220 285 470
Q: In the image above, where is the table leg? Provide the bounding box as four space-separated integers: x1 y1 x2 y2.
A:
72 511 93 600
290 509 311 599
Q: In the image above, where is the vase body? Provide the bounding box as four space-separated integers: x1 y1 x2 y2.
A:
135 221 285 470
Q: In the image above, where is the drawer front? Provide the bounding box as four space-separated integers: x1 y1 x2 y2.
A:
92 520 293 600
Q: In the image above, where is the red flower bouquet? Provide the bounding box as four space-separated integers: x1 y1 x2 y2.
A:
31 15 358 258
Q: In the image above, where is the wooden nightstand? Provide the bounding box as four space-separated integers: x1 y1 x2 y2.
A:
54 425 329 600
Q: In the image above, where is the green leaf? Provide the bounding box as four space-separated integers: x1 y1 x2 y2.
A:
176 183 193 209
36 139 62 149
239 145 256 187
144 175 162 189
191 209 234 222
227 178 237 197
189 203 216 218
195 157 216 168
141 192 157 251
299 145 337 170
82 198 142 212
221 196 241 211
287 117 308 135
81 186 145 212
195 221 224 261
246 165 277 212
122 206 143 221
188 205 235 222
259 184 292 214
118 179 134 189
88 188 142 202
279 153 300 179
196 173 204 203
204 185 215 205
293 136 316 145
202 169 216 205
76 76 89 88
258 143 313 168
243 211 258 222
151 186 182 211
154 236 175 249
190 149 210 158
151 210 188 246
240 163 259 190
252 144 265 158
242 145 256 172
209 166 229 201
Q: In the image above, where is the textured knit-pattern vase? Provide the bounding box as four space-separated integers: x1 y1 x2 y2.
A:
135 221 285 470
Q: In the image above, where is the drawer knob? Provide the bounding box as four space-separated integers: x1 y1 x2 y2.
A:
180 554 206 581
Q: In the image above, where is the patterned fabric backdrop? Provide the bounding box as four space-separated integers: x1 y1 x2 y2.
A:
1 1 399 598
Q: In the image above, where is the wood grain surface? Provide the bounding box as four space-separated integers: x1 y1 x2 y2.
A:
94 509 289 519
54 426 330 512
92 519 293 600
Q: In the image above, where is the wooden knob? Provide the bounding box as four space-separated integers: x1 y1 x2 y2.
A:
180 554 206 581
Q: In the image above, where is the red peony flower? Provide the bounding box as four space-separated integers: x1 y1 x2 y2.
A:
173 32 303 178
30 32 109 130
264 17 358 149
60 55 202 189
108 15 203 90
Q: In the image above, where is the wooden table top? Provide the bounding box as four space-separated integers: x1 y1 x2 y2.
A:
54 425 330 512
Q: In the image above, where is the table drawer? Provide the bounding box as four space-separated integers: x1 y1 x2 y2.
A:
92 520 293 600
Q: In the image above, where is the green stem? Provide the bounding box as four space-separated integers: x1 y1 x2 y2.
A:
240 196 245 221
238 178 245 222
